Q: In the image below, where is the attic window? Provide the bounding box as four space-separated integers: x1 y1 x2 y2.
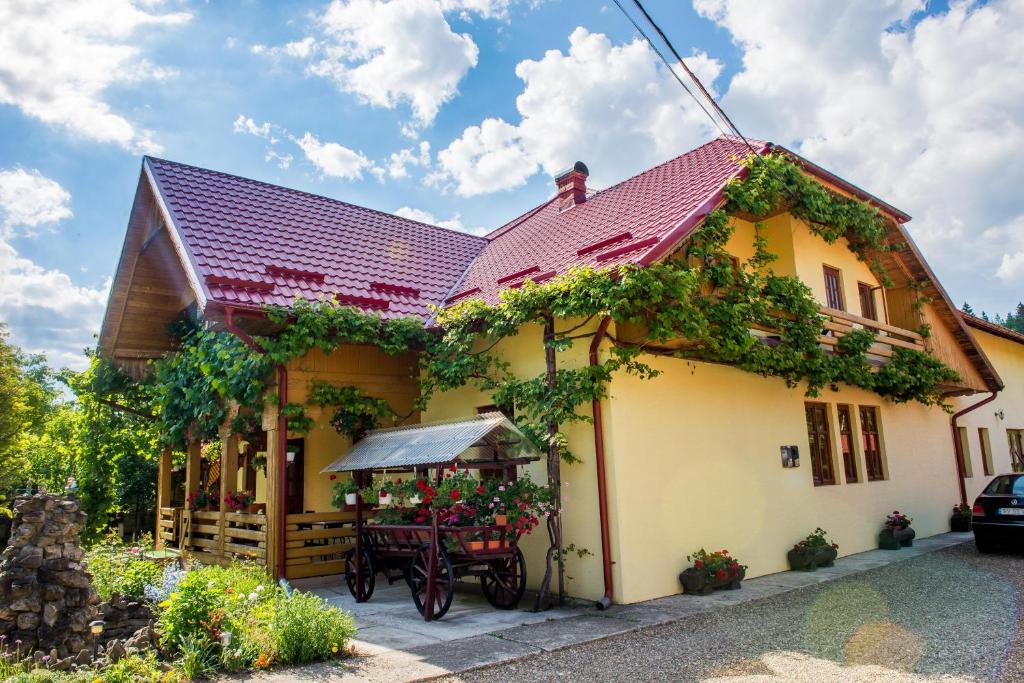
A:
335 294 390 311
266 265 327 282
206 275 275 292
370 281 421 298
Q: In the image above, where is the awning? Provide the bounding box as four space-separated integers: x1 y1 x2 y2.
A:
321 412 541 473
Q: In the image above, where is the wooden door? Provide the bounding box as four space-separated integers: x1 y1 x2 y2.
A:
858 283 878 320
805 403 835 486
285 439 304 515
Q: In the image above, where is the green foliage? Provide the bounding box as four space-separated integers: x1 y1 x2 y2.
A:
85 532 163 600
174 635 219 680
281 403 314 435
309 381 395 440
269 591 355 665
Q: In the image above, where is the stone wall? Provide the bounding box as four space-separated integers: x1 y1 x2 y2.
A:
0 494 99 658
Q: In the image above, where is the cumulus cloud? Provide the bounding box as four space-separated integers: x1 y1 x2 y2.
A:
251 36 316 59
0 0 191 153
433 27 721 195
694 0 1024 304
232 115 276 141
394 206 487 235
386 142 432 179
292 132 375 180
0 169 105 369
0 169 73 238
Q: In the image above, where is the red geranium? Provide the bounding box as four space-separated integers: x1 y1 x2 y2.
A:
449 490 461 502
475 485 485 495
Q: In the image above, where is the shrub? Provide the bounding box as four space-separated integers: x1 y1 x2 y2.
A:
85 533 163 600
270 591 356 665
792 527 839 553
686 548 746 583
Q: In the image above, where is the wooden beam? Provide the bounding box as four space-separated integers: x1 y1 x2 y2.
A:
155 447 173 548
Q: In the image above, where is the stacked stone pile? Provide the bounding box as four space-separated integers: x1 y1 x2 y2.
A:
0 494 99 659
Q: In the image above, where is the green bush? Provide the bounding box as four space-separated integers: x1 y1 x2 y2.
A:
270 591 356 665
85 533 163 600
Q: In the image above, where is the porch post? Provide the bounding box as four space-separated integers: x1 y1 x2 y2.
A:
185 441 202 502
155 445 173 548
219 424 238 560
263 397 283 579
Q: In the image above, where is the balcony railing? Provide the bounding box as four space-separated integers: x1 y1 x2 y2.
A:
180 510 268 564
816 306 925 360
284 511 356 580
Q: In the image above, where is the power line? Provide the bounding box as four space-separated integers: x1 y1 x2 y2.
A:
609 0 732 140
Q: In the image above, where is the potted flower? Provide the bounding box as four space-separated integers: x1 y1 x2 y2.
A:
950 503 972 532
377 480 396 507
331 478 359 507
679 548 746 595
186 489 210 512
787 528 839 571
224 490 258 513
879 510 915 550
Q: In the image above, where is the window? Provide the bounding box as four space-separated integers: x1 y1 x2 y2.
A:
979 428 994 476
858 282 878 321
1009 429 1024 473
859 406 885 481
823 266 844 310
805 402 836 486
957 426 974 478
984 474 1024 496
837 405 858 483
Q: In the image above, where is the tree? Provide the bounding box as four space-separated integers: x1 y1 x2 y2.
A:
961 302 975 315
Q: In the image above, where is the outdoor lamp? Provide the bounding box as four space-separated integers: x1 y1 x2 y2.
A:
286 450 296 463
89 621 105 637
996 410 1006 420
220 631 233 648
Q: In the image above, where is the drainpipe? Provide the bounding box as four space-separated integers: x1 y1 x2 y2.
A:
224 306 287 579
950 391 998 506
590 317 614 610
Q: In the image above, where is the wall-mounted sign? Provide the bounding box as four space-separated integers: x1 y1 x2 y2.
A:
781 445 800 468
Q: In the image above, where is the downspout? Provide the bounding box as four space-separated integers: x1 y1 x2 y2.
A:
224 306 287 579
590 317 614 610
950 391 998 506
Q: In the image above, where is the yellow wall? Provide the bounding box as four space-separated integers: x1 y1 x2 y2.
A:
955 328 1024 500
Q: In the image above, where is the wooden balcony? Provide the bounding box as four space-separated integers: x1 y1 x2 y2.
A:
815 306 926 360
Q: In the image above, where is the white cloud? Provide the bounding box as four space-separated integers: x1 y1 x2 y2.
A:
302 0 480 128
433 27 720 195
264 149 294 170
387 141 431 179
251 36 316 59
0 169 105 369
694 0 1024 309
0 0 191 153
232 115 275 141
0 169 73 238
293 131 375 180
394 206 486 235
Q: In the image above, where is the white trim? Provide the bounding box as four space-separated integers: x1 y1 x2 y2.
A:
143 162 209 313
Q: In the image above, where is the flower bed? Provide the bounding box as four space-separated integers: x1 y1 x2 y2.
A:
679 549 747 595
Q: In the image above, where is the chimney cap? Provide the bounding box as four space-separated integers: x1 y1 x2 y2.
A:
555 161 589 181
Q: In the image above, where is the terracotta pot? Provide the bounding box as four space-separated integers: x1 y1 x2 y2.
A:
244 503 266 514
494 514 508 526
466 540 486 551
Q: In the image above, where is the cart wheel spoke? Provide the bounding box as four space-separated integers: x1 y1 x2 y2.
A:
344 548 375 603
481 547 526 610
410 543 455 620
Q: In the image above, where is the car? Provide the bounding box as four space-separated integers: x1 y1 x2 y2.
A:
972 473 1024 552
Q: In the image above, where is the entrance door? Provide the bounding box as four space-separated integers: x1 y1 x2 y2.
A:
285 439 304 515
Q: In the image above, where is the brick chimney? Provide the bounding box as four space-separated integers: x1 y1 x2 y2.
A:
554 161 589 211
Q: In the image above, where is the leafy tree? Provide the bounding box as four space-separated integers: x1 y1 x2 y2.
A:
961 302 974 315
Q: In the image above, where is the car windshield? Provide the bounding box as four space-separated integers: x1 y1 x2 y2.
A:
984 475 1024 496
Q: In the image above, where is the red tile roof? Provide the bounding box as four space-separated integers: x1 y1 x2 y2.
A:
450 136 765 304
145 157 487 319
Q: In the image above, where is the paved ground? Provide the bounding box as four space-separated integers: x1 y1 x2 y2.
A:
442 542 1023 683
231 533 1022 682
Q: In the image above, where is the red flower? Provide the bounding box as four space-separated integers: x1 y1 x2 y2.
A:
449 490 461 501
715 569 727 580
694 560 703 569
475 485 485 495
416 479 427 491
329 474 337 481
449 464 458 472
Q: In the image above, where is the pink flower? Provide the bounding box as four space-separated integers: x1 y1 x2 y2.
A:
498 485 506 492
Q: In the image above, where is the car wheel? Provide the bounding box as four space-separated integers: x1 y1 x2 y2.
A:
975 536 999 554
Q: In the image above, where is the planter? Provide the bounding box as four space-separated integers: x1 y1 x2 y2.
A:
379 494 393 507
244 503 266 514
879 526 915 550
950 515 971 532
787 548 817 571
466 540 486 551
409 494 422 505
345 493 358 506
679 566 745 595
494 514 508 526
814 546 838 568
204 504 219 512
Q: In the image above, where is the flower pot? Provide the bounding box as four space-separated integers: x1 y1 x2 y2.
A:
244 503 266 514
879 529 902 550
719 566 745 590
466 540 486 551
409 494 422 505
679 567 712 595
379 493 393 506
787 548 817 572
950 515 971 532
814 546 838 568
494 514 508 526
204 504 218 512
896 526 915 547
345 493 358 506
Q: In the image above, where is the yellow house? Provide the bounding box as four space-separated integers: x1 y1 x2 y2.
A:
98 136 1006 608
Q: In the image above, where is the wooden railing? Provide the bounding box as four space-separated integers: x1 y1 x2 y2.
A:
180 510 268 565
157 507 180 547
284 511 356 580
817 306 925 360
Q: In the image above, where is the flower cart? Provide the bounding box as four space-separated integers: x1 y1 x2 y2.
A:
322 413 543 621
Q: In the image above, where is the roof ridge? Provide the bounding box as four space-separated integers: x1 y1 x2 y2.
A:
143 156 489 244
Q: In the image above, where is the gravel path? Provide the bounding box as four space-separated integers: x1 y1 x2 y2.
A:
441 543 1023 683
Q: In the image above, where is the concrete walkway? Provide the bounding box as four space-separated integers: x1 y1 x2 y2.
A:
235 532 973 682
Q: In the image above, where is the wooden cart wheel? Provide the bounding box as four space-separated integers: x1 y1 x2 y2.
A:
481 547 527 609
409 543 455 619
344 547 375 602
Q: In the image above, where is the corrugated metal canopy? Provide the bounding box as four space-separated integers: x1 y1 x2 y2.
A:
321 412 540 473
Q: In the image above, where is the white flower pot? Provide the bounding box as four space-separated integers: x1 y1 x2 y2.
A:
409 494 422 505
379 493 393 506
345 493 357 506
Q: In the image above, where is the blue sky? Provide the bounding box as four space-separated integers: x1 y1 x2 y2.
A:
1 0 1021 368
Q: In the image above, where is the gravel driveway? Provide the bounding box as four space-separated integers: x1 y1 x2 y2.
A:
442 543 1023 683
